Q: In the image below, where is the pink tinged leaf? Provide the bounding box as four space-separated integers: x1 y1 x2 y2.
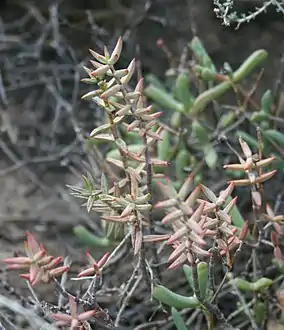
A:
200 185 217 203
223 163 246 171
97 252 110 268
273 222 283 235
43 256 63 270
121 59 136 84
217 182 234 206
77 267 95 277
30 268 43 286
135 105 152 116
89 123 112 137
106 77 116 89
223 196 238 214
121 204 133 218
127 120 140 131
167 226 188 244
144 120 157 132
49 266 70 277
143 234 170 243
2 257 31 265
162 209 183 225
19 273 30 281
178 173 194 201
232 227 238 235
113 69 129 78
203 217 218 229
83 253 96 268
125 92 140 100
38 256 54 266
26 231 40 255
256 156 275 168
135 78 144 93
141 112 163 121
239 137 252 158
168 242 186 263
29 264 40 285
68 296 77 318
217 210 232 223
189 231 207 246
274 246 283 263
257 170 277 184
33 249 46 263
137 95 144 109
156 180 177 199
179 203 193 216
6 264 30 270
116 104 132 116
271 231 279 246
50 313 73 322
219 223 234 236
81 89 102 100
239 220 249 240
168 253 187 270
186 186 201 207
89 49 107 63
188 202 205 234
78 310 96 321
228 179 251 187
90 59 104 69
90 65 110 77
82 65 93 77
71 319 80 329
108 37 123 65
191 244 210 257
202 202 217 213
101 85 121 99
204 229 217 237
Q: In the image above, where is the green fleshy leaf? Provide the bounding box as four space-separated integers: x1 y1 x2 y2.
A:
153 285 200 309
144 84 184 113
171 307 187 330
73 225 111 247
